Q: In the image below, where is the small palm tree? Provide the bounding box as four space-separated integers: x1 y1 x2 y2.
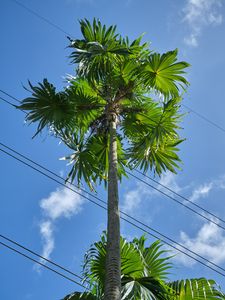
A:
63 234 225 300
19 19 189 300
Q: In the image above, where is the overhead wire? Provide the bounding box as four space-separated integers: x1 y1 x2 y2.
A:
0 233 84 281
1 145 225 277
0 96 17 108
127 170 225 230
9 0 72 37
134 169 225 225
182 103 225 134
0 240 88 289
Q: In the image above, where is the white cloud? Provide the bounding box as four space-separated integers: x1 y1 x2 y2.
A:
35 186 85 271
175 221 225 266
121 172 183 214
158 172 183 194
40 186 84 220
121 189 143 214
34 220 54 272
188 174 225 202
189 182 213 202
182 0 223 47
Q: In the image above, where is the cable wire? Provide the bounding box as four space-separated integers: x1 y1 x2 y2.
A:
1 146 225 277
9 0 72 37
0 96 17 108
2 140 225 272
0 95 27 114
0 233 83 281
0 241 88 289
134 169 225 225
183 103 225 134
0 90 21 103
127 170 225 231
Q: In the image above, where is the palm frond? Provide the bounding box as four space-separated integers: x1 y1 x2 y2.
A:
19 79 74 137
61 132 127 190
127 137 184 175
142 49 190 98
167 278 225 300
66 79 106 134
69 19 130 81
133 238 172 280
121 277 171 300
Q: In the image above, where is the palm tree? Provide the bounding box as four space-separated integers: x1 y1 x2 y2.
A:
63 234 225 300
19 19 189 300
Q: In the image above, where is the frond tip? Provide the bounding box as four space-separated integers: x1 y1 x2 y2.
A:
18 79 74 137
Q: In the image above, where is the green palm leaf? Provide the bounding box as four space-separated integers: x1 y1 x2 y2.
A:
121 277 170 300
69 19 130 81
128 137 183 175
142 49 190 98
61 132 127 190
125 98 184 176
167 279 225 300
19 79 74 137
81 234 172 300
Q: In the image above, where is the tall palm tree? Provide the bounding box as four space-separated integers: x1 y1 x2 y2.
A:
19 19 189 300
63 234 225 300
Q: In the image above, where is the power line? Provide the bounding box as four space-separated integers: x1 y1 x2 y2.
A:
0 96 17 108
127 170 225 230
134 169 225 225
0 147 107 211
0 95 27 114
0 141 107 208
0 240 88 289
1 146 225 277
183 103 225 134
2 140 225 272
0 90 21 103
0 233 83 281
9 0 72 37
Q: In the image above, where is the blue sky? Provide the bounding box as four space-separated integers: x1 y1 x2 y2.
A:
1 0 225 299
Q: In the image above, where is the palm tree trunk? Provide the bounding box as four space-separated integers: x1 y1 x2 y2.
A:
104 114 121 300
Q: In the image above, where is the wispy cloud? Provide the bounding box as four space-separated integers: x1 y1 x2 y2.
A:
121 188 143 214
35 186 85 271
189 174 225 202
175 221 225 266
158 172 183 194
182 0 223 47
121 171 183 214
189 182 213 202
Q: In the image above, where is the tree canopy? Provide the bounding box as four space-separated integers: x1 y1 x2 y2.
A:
19 18 190 190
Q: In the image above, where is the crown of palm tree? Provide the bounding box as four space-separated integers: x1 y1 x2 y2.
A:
19 18 190 190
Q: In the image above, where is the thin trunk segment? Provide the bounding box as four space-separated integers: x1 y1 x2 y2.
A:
104 115 121 300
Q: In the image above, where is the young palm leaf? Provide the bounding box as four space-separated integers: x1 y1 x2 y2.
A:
142 49 190 99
